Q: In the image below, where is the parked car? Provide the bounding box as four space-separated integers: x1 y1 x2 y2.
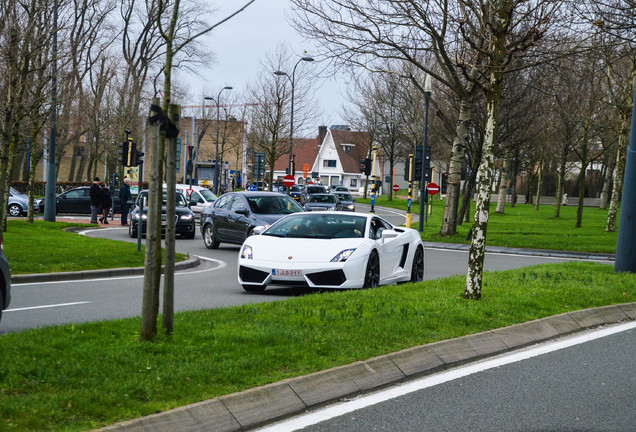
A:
334 192 356 211
8 187 29 217
0 235 11 324
303 193 343 212
200 191 304 249
238 212 425 292
35 186 122 215
299 184 327 205
129 190 196 239
329 185 350 193
174 184 217 215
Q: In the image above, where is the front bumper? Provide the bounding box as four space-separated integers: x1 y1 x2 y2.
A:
238 254 367 289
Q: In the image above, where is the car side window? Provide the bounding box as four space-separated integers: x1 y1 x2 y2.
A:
193 192 204 204
231 196 247 211
370 217 391 240
215 194 232 209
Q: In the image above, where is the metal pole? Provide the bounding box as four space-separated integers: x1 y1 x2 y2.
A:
213 87 232 194
43 0 58 222
406 153 413 228
370 146 378 214
615 78 636 272
419 91 430 231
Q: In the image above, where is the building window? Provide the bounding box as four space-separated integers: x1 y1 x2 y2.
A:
323 160 336 168
350 179 357 188
341 144 353 154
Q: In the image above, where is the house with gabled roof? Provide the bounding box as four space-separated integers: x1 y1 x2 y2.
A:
271 125 380 195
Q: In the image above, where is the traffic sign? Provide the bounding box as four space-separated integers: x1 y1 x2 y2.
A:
185 188 193 197
307 180 314 185
392 184 400 192
247 184 257 191
426 182 440 195
283 174 295 187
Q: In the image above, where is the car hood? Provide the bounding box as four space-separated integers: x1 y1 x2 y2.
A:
244 235 367 263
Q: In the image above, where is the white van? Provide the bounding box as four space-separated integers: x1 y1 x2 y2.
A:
174 184 218 215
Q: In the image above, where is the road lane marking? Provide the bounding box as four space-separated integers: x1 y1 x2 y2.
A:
5 301 92 312
254 321 636 432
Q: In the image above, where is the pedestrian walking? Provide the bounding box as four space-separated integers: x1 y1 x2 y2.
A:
89 177 102 224
561 193 568 206
99 184 112 224
120 178 132 226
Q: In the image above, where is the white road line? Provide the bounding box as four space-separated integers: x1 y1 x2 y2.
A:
254 321 636 432
5 301 92 312
12 256 227 286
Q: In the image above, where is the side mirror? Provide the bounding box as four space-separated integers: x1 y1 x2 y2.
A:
381 229 399 240
235 208 249 216
253 225 266 235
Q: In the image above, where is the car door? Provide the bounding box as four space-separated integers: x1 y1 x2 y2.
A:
226 195 251 243
188 191 206 214
57 189 86 214
370 217 402 281
211 194 233 240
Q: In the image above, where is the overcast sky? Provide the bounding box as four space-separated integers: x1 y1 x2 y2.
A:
180 0 351 134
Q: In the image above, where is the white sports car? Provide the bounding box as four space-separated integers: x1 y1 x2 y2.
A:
238 212 424 291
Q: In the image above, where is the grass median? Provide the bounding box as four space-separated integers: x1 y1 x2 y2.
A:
358 196 617 253
3 220 187 274
0 261 634 430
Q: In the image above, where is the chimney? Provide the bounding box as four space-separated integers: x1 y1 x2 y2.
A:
318 125 327 146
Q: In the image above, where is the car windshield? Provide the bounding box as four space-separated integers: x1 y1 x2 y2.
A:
308 194 336 204
199 189 217 202
264 214 366 239
306 186 325 194
137 191 188 208
335 193 352 201
247 196 304 215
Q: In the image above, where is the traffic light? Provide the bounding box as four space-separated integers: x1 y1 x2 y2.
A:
360 158 371 176
291 155 296 176
441 172 448 194
119 140 130 166
423 145 431 182
130 142 144 166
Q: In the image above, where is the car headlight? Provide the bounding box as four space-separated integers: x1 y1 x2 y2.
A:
180 214 193 221
347 204 355 210
330 248 356 262
240 245 253 259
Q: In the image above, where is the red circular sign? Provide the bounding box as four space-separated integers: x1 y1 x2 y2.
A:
283 174 295 187
392 184 400 192
307 180 313 185
426 182 440 195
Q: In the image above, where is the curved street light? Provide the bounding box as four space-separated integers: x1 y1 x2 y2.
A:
274 56 314 191
205 86 233 194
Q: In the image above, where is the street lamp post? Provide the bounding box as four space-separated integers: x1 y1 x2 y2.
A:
419 74 433 232
205 86 232 195
274 56 314 192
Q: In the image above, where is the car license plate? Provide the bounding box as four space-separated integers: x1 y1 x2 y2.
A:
273 269 302 277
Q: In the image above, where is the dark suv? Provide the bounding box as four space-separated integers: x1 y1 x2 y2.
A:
299 184 327 205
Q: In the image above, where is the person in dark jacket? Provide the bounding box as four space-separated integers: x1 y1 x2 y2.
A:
89 177 102 224
120 178 132 226
99 184 112 224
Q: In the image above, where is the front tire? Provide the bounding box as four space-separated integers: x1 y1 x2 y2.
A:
203 224 220 249
242 284 266 292
410 246 424 282
8 204 22 217
129 222 137 238
363 251 380 288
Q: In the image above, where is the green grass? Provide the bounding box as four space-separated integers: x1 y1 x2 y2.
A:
3 220 186 274
0 261 633 431
359 196 618 253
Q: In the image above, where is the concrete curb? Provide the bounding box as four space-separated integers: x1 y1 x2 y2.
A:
424 241 616 261
97 302 635 432
11 255 201 284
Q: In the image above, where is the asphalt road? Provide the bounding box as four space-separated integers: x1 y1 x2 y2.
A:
1 206 612 334
259 323 636 432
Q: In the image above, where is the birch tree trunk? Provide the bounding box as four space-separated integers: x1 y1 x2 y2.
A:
496 156 509 213
606 113 629 232
534 162 543 210
465 77 503 300
440 81 476 236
